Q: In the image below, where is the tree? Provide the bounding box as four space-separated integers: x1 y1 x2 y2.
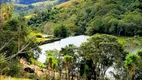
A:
0 3 40 78
0 54 9 77
137 49 142 59
80 34 126 80
64 55 73 80
54 25 68 38
0 3 13 30
124 54 140 80
52 59 58 80
1 17 33 57
86 16 104 35
60 44 79 79
131 49 142 80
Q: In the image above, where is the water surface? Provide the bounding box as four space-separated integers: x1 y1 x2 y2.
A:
38 35 89 63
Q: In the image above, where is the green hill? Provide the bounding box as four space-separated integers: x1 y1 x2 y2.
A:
28 0 142 37
14 1 57 12
13 0 70 13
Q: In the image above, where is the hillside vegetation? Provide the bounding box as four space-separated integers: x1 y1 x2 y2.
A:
56 0 82 8
28 0 142 37
6 0 70 14
1 0 142 80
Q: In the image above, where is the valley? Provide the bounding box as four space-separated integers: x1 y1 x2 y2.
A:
0 0 142 80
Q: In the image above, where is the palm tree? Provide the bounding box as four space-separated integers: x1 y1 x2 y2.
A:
47 56 54 79
64 55 73 80
60 44 78 79
52 60 57 80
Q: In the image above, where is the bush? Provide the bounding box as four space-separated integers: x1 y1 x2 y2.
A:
54 25 68 38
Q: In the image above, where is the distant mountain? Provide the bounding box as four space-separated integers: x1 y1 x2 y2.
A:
2 0 69 5
16 0 44 4
58 0 69 4
1 0 70 13
2 0 45 4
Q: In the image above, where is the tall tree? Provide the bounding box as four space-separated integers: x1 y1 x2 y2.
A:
80 34 127 80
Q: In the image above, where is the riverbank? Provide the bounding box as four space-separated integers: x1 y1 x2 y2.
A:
39 38 62 45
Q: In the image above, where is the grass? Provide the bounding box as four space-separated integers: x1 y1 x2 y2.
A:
0 75 31 80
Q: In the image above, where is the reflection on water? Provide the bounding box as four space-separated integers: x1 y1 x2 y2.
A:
38 35 89 63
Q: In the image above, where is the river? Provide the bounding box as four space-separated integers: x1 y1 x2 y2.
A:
38 35 89 63
38 35 141 63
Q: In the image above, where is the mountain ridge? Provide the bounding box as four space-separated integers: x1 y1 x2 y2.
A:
2 0 69 4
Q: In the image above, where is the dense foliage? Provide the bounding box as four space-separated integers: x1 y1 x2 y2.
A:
1 0 142 80
28 0 142 37
79 34 127 79
44 34 142 80
0 3 40 77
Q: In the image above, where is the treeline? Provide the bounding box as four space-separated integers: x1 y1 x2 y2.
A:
28 0 142 37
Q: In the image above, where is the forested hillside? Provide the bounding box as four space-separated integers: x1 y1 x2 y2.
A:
28 0 142 37
0 0 142 80
2 0 70 16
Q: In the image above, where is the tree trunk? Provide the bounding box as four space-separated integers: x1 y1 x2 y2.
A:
71 70 73 80
59 70 62 80
52 69 55 80
66 68 68 80
68 69 70 80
